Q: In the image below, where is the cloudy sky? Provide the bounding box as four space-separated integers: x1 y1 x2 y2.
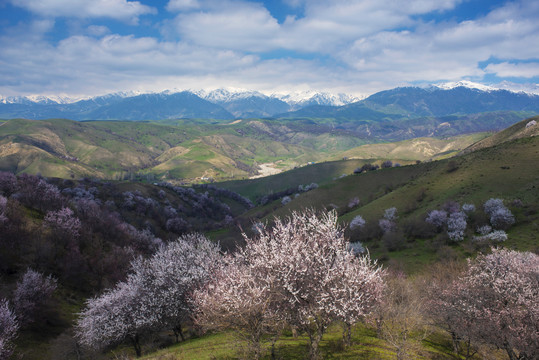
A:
1 0 538 98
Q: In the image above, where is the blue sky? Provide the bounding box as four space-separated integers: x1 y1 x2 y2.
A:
0 0 538 98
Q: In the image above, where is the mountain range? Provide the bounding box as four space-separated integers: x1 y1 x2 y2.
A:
1 82 538 121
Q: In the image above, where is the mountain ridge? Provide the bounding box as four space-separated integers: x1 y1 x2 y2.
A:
1 84 539 121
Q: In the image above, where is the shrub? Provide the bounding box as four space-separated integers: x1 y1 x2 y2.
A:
447 212 467 242
425 210 448 229
381 160 393 168
490 207 515 230
349 215 366 230
0 299 18 359
12 269 57 326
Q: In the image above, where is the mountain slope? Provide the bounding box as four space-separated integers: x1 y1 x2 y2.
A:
0 118 367 181
460 115 539 154
220 116 539 271
2 85 538 122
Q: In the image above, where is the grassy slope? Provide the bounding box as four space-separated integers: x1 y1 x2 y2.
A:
140 324 470 360
0 118 478 183
336 133 489 162
214 118 539 272
139 120 539 360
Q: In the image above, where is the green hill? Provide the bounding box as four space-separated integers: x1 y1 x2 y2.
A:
0 118 482 183
216 117 539 272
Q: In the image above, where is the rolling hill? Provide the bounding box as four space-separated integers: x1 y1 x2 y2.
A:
214 116 539 271
0 118 488 182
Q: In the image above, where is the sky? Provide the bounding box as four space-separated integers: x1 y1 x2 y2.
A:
0 0 538 99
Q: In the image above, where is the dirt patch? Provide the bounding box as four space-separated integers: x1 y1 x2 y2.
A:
249 163 283 179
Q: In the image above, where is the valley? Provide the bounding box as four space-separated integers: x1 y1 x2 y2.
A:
0 86 538 360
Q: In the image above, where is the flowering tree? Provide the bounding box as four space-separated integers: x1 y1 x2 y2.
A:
76 277 147 357
483 198 515 229
76 234 220 357
12 269 57 326
432 249 538 360
43 207 82 240
134 233 221 342
461 203 475 214
446 211 467 241
379 207 398 234
349 214 366 230
425 209 447 229
0 299 18 360
0 172 17 196
194 211 384 360
193 258 284 359
489 207 515 229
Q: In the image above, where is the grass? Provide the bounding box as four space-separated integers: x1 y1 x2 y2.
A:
140 323 460 360
0 118 484 183
211 121 539 272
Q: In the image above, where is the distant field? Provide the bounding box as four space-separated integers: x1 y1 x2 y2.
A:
0 118 482 183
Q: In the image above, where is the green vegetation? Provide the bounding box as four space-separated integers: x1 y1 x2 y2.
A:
2 115 538 360
141 324 464 360
0 118 482 183
213 117 539 272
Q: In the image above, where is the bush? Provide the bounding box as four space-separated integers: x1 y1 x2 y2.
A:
425 210 447 229
490 207 515 230
349 215 366 230
447 212 467 242
381 160 393 168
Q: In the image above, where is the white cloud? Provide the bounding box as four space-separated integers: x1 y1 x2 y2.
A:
166 0 200 12
87 25 110 37
11 0 156 23
169 0 464 54
485 62 539 78
173 1 280 52
1 0 538 98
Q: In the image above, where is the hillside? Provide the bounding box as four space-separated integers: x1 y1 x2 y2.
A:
1 117 538 360
0 118 483 182
219 117 539 271
460 115 539 154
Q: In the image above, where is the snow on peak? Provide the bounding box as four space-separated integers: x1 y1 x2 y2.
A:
428 80 539 95
0 94 84 104
195 88 267 103
432 80 498 92
272 91 361 106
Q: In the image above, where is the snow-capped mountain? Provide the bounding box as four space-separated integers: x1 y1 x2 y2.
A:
2 84 538 121
272 91 362 108
195 88 267 103
0 94 87 105
430 80 539 95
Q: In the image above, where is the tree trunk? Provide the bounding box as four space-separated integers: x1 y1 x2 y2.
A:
131 334 142 358
247 328 262 360
308 327 325 360
173 323 185 342
342 323 352 348
450 331 460 354
504 343 518 360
